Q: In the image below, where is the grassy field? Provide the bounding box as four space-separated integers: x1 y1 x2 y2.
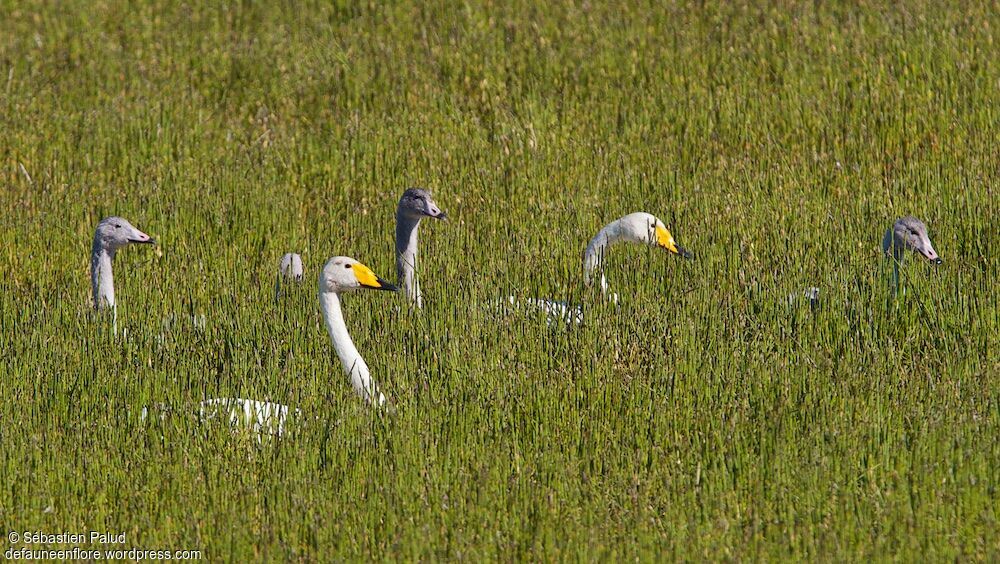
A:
2 0 999 559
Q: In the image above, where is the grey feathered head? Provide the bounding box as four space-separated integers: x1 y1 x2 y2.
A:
397 188 447 220
93 216 155 251
882 216 941 264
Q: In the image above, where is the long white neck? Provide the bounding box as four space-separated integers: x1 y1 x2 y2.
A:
319 291 386 405
396 213 422 308
91 241 116 309
583 221 629 296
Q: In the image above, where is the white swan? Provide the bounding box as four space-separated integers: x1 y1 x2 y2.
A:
507 212 690 324
184 257 397 439
158 310 208 340
882 216 943 294
280 252 305 279
274 252 304 302
583 212 691 294
395 188 446 308
91 216 155 332
319 256 397 404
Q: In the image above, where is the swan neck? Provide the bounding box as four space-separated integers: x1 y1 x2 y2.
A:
882 228 905 264
583 222 621 294
91 241 116 309
396 213 422 308
882 228 904 295
319 291 382 404
893 245 905 264
892 261 901 296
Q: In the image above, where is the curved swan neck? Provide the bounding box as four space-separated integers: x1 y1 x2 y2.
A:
319 291 385 405
396 212 422 308
91 240 116 309
584 221 627 296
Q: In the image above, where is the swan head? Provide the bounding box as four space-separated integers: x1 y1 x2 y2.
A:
583 212 691 292
618 212 691 258
397 188 447 221
279 253 304 281
94 216 155 251
320 257 398 294
883 216 942 264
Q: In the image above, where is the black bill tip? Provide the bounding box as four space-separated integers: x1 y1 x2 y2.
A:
373 277 398 291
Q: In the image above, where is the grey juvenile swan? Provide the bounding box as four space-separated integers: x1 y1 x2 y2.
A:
394 188 447 308
785 217 942 309
91 216 156 309
882 216 943 294
91 216 155 332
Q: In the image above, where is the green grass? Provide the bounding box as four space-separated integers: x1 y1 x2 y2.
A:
2 0 998 559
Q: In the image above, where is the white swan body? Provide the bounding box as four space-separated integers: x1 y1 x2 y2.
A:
198 398 300 439
496 296 584 326
395 188 447 308
279 252 305 279
141 399 300 441
509 212 689 325
786 287 821 310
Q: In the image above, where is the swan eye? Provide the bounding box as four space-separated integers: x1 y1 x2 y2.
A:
344 264 352 269
114 224 122 229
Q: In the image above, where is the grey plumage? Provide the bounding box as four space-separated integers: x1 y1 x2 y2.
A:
395 188 447 308
882 216 942 296
882 216 942 265
91 216 156 310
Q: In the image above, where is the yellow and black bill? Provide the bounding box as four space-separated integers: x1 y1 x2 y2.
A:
351 262 399 291
654 225 692 258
